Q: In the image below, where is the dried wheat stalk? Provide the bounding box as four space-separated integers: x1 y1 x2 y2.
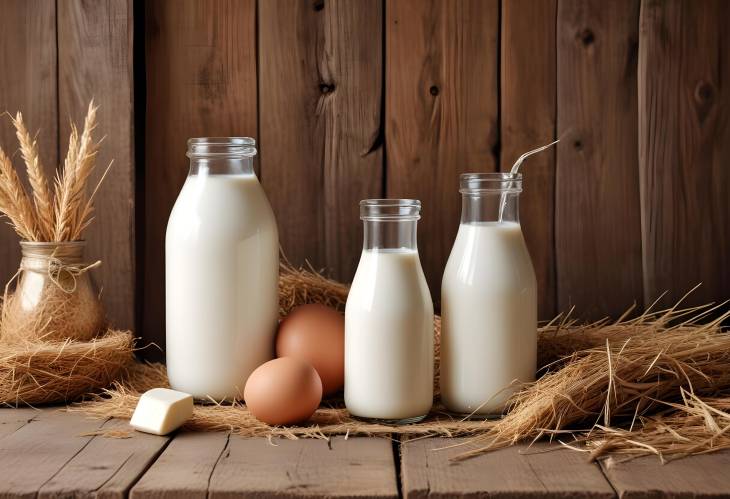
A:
53 101 102 241
11 112 54 239
0 100 105 243
0 147 39 240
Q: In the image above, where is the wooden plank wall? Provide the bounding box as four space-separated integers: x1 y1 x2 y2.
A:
0 0 135 332
386 0 499 298
638 0 730 310
0 1 58 305
556 0 644 318
58 0 136 331
0 0 728 357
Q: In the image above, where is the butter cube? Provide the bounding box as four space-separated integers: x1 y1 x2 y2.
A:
130 388 193 435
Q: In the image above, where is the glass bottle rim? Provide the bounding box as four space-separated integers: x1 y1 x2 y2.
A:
460 172 522 194
360 199 421 221
187 137 257 158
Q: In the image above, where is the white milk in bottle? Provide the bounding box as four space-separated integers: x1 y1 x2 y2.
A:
166 138 279 401
440 173 537 416
345 199 434 423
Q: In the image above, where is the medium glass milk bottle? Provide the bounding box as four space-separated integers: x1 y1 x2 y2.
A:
345 199 434 423
166 137 279 401
440 173 537 416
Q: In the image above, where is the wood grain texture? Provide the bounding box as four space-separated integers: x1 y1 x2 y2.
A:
501 0 558 320
0 0 57 290
58 0 136 330
600 451 730 498
638 0 730 309
401 438 615 498
0 408 38 439
144 0 257 360
259 0 383 283
130 431 229 499
0 409 105 499
208 436 398 498
385 0 499 304
556 0 643 319
38 418 169 499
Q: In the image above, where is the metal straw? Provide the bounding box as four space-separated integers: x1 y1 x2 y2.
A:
498 139 560 222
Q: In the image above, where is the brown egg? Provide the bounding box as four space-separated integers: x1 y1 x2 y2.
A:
244 357 322 425
276 304 345 395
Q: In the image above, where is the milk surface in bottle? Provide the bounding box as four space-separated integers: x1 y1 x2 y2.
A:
345 199 434 423
166 137 279 401
440 173 537 416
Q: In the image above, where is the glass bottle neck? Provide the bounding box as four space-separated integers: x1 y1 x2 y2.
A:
189 156 255 176
461 193 520 224
363 220 418 251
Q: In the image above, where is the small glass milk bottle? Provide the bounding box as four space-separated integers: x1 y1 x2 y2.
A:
345 199 434 423
166 138 279 401
440 173 537 416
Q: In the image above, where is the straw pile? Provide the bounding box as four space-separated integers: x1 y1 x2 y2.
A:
456 301 730 461
567 390 730 463
279 261 349 315
0 330 134 406
76 263 730 462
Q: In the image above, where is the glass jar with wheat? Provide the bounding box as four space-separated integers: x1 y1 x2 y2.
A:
0 102 109 343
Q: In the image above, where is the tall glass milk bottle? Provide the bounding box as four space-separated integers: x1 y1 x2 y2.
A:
345 199 434 423
166 137 279 401
440 173 537 416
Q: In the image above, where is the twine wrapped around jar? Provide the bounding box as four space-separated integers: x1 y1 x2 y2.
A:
1 241 107 343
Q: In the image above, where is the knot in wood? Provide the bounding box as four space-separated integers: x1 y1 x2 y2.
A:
429 85 439 96
694 80 714 105
578 29 595 46
319 83 334 94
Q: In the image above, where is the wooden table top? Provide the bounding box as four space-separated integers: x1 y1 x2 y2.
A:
1 407 729 498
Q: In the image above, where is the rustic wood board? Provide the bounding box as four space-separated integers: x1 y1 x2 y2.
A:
501 0 558 320
208 436 398 498
401 438 615 498
600 451 730 498
555 0 644 319
143 0 258 360
37 418 169 499
0 408 39 439
58 0 136 331
385 0 499 304
0 0 57 289
0 408 105 499
130 431 230 499
258 0 383 283
638 0 730 309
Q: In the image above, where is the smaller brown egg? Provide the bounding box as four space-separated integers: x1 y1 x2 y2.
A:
244 357 322 425
276 304 345 396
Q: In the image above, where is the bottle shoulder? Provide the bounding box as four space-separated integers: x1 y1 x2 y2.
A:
443 222 536 287
166 175 278 242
